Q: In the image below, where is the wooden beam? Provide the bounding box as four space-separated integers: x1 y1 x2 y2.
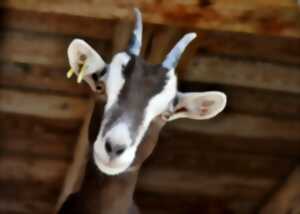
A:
260 166 300 214
0 29 110 67
147 27 180 64
0 182 58 214
0 8 114 39
169 113 300 141
159 129 300 158
0 61 89 96
1 0 300 38
112 19 132 54
184 55 300 94
0 113 77 159
191 30 300 66
0 155 68 186
138 167 276 200
0 89 88 120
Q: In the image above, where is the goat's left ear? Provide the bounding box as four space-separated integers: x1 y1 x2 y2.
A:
166 92 227 121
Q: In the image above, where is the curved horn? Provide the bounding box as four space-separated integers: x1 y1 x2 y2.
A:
127 8 143 56
162 33 197 70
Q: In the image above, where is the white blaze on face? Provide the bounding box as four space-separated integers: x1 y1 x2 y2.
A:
93 54 178 176
105 53 131 110
135 69 177 146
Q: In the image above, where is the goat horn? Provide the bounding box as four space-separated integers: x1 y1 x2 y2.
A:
127 8 143 56
162 33 197 70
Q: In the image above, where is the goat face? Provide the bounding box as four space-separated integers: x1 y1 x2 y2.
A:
67 9 227 175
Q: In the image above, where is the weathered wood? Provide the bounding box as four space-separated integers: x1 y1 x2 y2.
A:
260 166 300 214
0 61 89 96
112 20 132 54
0 89 88 120
184 55 300 94
136 192 260 214
138 167 277 200
192 30 300 66
147 27 180 64
152 134 295 177
0 113 77 159
1 0 300 38
0 155 68 186
0 182 60 214
159 129 300 158
170 113 300 141
0 29 110 67
0 8 114 39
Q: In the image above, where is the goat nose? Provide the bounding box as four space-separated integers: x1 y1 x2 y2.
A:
105 140 126 159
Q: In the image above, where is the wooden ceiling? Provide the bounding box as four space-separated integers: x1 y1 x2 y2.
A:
0 1 300 214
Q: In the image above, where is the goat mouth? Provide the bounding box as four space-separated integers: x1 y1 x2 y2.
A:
93 153 129 175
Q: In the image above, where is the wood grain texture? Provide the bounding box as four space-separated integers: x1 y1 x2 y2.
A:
260 166 300 214
184 55 300 93
1 0 300 38
0 89 88 120
0 29 110 67
0 113 77 159
0 61 89 96
0 8 114 39
169 113 300 140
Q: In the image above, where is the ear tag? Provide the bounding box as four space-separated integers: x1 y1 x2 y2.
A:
66 68 74 79
77 63 86 84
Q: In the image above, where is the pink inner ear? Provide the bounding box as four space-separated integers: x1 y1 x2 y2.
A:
199 107 209 116
202 100 215 107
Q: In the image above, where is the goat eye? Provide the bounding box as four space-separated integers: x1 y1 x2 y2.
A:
95 81 105 94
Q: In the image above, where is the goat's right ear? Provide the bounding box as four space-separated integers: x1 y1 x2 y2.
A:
67 39 106 91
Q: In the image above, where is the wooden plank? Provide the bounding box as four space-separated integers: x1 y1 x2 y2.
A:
0 89 88 120
147 27 180 64
112 20 132 53
184 55 300 94
169 113 300 141
0 61 89 96
192 30 300 66
0 29 110 67
147 132 299 178
138 167 277 200
159 129 300 158
0 8 114 39
1 0 300 38
0 113 77 159
0 155 68 186
136 193 257 214
260 166 300 214
0 181 61 214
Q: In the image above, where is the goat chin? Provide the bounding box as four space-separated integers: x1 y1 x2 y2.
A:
93 154 131 176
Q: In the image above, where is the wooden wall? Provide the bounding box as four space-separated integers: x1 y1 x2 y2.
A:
0 1 300 214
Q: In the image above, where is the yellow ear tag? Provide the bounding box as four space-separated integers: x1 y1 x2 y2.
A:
77 64 86 84
66 68 74 79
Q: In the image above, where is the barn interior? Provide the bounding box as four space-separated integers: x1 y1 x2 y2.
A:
0 1 300 214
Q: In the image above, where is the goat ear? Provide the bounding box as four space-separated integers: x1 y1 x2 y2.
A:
67 39 106 91
167 92 226 121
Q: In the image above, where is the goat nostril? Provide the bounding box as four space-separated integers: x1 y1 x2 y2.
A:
116 147 125 155
105 141 112 153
